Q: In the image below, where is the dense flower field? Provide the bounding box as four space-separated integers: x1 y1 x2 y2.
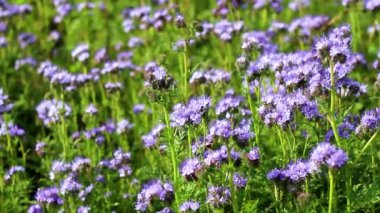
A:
1 0 380 212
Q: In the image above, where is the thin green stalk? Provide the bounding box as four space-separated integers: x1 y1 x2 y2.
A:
6 127 13 157
328 115 341 146
329 60 336 113
187 128 192 158
345 166 352 213
245 76 258 145
226 143 238 213
359 131 378 155
277 127 287 163
328 60 341 146
162 106 179 208
180 30 189 100
274 184 280 213
328 169 335 213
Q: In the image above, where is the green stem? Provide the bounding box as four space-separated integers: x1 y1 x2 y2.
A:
329 60 336 113
359 131 378 155
277 127 287 163
227 143 238 212
187 128 192 158
328 169 335 213
345 166 352 213
328 115 341 146
274 184 280 213
328 60 341 146
182 36 189 100
162 106 179 208
245 76 258 145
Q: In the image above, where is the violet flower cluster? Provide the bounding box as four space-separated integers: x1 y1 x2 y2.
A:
268 142 348 183
135 179 174 211
170 96 211 127
190 68 231 85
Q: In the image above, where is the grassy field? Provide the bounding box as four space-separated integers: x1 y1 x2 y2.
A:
1 0 380 212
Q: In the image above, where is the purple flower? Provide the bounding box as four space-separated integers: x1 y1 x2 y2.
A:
233 173 247 188
49 30 61 41
118 165 133 177
77 206 91 213
146 65 174 90
95 174 105 183
215 91 244 116
246 147 260 165
180 158 203 180
18 32 36 48
15 57 36 70
28 204 42 213
133 104 145 114
267 169 286 181
123 19 135 33
142 123 165 148
0 122 25 137
355 107 380 135
104 82 123 92
60 173 83 195
85 104 98 115
71 43 90 62
310 142 348 168
213 20 243 42
174 14 186 28
289 15 329 37
94 47 108 62
35 141 46 156
170 96 211 127
326 149 348 168
338 115 359 139
365 0 380 11
204 146 228 167
157 207 172 213
128 37 144 48
36 99 71 126
233 119 254 144
179 201 200 212
253 0 283 12
189 68 230 85
195 22 213 38
79 184 94 201
0 36 7 47
172 39 195 51
236 55 249 69
288 0 310 11
35 187 63 205
206 186 231 207
50 160 71 177
242 31 277 54
209 119 233 138
4 165 25 182
282 160 318 182
116 119 133 134
135 180 174 211
342 0 355 6
310 142 337 164
0 88 13 114
71 157 91 172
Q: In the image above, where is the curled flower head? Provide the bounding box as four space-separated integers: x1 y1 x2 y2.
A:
180 158 203 180
206 186 231 207
35 187 63 205
170 96 211 127
179 200 200 212
233 173 247 188
310 142 348 169
36 99 71 126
